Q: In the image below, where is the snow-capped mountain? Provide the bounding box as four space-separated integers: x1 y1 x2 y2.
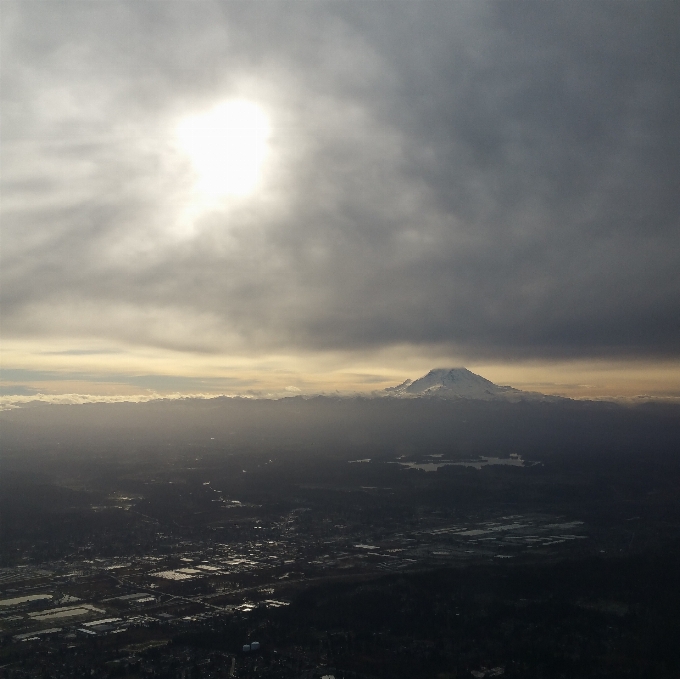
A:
384 368 547 401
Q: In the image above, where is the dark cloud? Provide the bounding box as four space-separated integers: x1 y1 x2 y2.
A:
2 1 679 361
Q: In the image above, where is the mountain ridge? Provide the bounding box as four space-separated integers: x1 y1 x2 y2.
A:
384 367 555 401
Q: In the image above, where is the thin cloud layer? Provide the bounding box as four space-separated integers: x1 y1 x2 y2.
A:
2 1 679 364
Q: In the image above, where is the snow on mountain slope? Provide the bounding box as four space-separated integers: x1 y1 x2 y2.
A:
384 368 547 401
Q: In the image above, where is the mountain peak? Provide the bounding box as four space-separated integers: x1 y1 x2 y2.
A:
385 367 523 400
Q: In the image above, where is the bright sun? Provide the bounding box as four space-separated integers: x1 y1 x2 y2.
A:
176 100 270 200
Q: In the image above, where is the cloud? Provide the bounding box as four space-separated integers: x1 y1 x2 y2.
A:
0 385 39 397
39 349 123 356
0 368 251 391
2 1 679 364
0 392 235 412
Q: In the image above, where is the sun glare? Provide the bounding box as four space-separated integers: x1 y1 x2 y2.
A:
176 100 270 199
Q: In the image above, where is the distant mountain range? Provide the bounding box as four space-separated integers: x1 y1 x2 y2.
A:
384 367 556 401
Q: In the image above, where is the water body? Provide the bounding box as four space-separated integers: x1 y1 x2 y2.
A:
398 455 528 472
453 455 527 470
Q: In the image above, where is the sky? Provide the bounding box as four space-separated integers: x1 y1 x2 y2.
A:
2 1 679 401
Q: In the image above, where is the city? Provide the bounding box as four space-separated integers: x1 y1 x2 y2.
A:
2 395 680 677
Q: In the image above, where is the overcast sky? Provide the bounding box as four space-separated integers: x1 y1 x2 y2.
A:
2 1 679 399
